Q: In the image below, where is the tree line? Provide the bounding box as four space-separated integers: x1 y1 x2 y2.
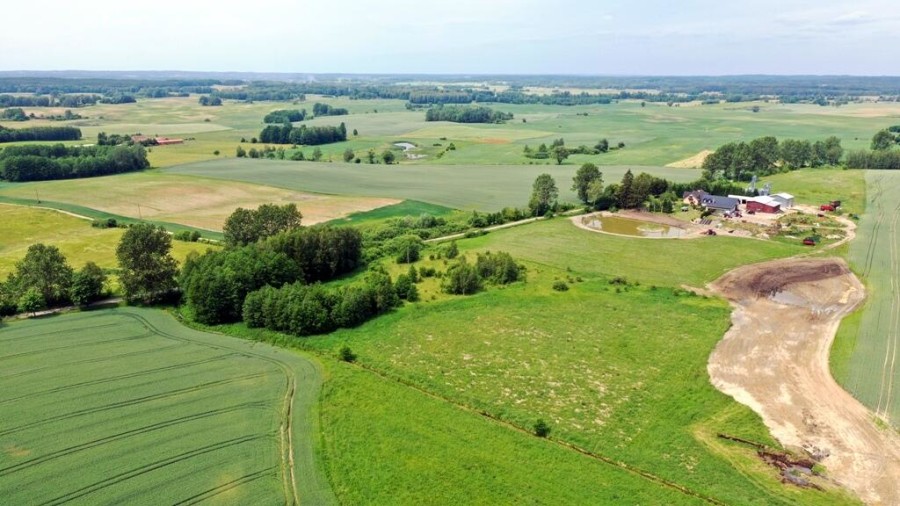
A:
701 136 843 181
258 122 348 145
425 105 513 123
0 144 149 182
263 109 307 123
845 127 900 169
0 94 99 108
0 125 82 143
312 103 349 116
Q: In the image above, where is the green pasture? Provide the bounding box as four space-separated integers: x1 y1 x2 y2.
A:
764 168 866 215
5 96 897 172
165 158 698 211
0 205 214 278
464 217 803 287
834 171 900 427
0 308 334 505
319 361 707 505
305 257 856 505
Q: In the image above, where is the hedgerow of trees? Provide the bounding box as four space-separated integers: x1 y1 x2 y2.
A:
312 103 348 117
702 136 843 180
264 109 307 123
258 122 348 145
425 105 513 123
0 125 82 143
0 144 149 182
223 203 303 246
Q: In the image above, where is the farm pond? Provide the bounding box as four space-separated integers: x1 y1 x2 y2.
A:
581 215 687 238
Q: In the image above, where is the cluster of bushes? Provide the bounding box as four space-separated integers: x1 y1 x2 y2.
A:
181 225 363 325
0 125 82 143
197 95 222 106
263 109 307 123
0 144 149 182
243 270 398 336
467 207 529 228
523 138 622 161
312 103 348 116
97 132 159 146
702 136 844 180
223 203 303 246
441 252 524 295
0 244 107 316
425 105 513 124
258 122 348 145
173 230 203 242
358 213 469 262
98 95 136 104
1 108 28 121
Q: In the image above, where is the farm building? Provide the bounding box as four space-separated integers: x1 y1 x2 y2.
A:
746 196 782 213
155 137 184 145
771 193 794 209
682 190 708 206
700 195 739 213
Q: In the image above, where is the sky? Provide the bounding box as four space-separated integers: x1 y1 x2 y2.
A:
2 0 898 75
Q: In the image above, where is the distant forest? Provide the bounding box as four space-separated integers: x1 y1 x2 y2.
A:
1 74 899 108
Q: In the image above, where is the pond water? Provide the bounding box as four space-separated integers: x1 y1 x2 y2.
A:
583 215 686 238
394 142 416 151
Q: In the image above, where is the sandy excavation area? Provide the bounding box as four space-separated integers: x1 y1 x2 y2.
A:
708 258 900 505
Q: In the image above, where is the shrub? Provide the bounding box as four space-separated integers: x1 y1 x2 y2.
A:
552 280 569 292
533 419 551 438
339 345 357 363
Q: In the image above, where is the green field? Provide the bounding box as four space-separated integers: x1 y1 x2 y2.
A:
165 158 698 211
833 171 900 427
0 308 334 505
0 205 214 278
301 248 856 505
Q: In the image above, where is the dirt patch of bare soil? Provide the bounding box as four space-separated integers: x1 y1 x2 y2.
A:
666 149 712 169
709 258 900 504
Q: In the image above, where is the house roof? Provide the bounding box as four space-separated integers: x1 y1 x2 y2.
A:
772 192 794 200
682 189 708 199
749 196 781 207
700 195 739 210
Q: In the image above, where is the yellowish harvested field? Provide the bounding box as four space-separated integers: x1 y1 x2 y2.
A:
0 205 213 277
0 172 399 230
666 149 712 168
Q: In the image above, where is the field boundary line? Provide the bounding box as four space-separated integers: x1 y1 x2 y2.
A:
343 360 727 505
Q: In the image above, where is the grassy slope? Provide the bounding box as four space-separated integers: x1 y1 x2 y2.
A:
303 256 855 505
0 204 214 278
0 308 334 505
319 360 706 506
165 158 698 211
465 218 802 287
832 171 900 426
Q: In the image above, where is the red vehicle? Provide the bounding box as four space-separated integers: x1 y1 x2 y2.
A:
820 204 835 212
803 238 817 246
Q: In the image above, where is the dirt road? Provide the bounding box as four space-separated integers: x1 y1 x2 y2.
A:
708 258 900 504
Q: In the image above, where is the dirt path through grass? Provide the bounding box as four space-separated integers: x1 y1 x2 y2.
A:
708 258 900 504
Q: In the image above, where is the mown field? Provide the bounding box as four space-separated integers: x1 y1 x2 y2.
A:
0 308 334 505
833 170 900 427
165 159 697 211
0 205 213 278
0 171 399 231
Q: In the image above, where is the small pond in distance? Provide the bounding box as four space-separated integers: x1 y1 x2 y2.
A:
582 215 686 238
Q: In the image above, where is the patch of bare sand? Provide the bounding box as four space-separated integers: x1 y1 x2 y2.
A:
709 258 900 504
666 150 712 169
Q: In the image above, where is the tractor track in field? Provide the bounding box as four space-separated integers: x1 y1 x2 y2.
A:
874 198 900 420
38 434 268 506
172 467 277 505
708 257 900 504
0 342 186 380
0 402 267 477
0 331 154 360
0 373 266 437
0 353 238 404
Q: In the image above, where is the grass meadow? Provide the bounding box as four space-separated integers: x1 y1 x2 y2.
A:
833 171 900 427
165 158 698 211
0 308 334 505
0 205 214 278
301 249 857 505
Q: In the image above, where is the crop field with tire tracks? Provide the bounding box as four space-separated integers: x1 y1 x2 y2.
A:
0 308 333 505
